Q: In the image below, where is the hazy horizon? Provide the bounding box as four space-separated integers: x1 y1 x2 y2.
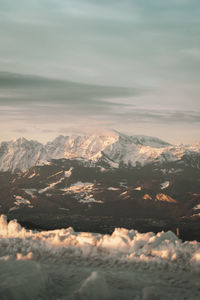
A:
0 0 200 144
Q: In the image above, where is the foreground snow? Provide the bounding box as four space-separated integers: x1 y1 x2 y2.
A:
0 215 200 300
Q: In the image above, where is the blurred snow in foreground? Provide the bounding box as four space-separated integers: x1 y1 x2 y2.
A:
0 214 200 300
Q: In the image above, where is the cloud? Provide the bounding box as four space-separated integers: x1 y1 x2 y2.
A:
0 72 138 105
0 0 200 87
0 72 199 129
0 1 199 143
12 128 29 133
113 109 200 124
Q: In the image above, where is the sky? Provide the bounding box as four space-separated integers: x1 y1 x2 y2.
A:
0 0 200 144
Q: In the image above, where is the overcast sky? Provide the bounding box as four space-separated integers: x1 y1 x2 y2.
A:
0 0 200 144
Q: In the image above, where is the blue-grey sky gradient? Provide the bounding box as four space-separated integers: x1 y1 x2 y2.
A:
0 0 200 143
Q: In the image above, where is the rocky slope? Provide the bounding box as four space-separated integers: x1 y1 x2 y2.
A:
0 153 199 238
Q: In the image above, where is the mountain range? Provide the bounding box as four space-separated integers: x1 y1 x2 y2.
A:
0 131 199 172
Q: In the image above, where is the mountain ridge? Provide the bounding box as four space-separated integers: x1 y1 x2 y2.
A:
0 131 199 172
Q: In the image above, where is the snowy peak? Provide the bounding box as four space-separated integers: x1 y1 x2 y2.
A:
0 137 47 172
129 135 171 148
102 138 169 167
45 133 119 161
112 130 171 148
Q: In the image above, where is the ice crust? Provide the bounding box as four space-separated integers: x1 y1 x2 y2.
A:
0 215 200 300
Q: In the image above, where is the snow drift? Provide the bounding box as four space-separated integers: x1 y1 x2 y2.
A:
0 215 200 299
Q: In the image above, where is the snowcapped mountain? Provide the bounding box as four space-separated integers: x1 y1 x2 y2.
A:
45 133 118 161
112 130 171 148
0 131 199 172
0 137 47 172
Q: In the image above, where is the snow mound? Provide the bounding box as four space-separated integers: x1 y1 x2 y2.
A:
0 215 200 300
71 271 110 300
0 215 199 265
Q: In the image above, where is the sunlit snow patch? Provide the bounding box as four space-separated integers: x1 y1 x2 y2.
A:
191 212 200 218
62 182 102 204
120 191 128 196
23 189 37 197
134 186 142 191
43 161 52 165
39 177 64 194
62 182 94 193
80 196 103 204
107 187 120 191
155 193 176 203
8 206 19 212
65 167 73 178
193 204 200 210
14 196 31 206
100 167 106 172
28 172 36 179
143 194 153 201
37 160 52 167
47 170 63 179
120 182 127 187
160 181 170 189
